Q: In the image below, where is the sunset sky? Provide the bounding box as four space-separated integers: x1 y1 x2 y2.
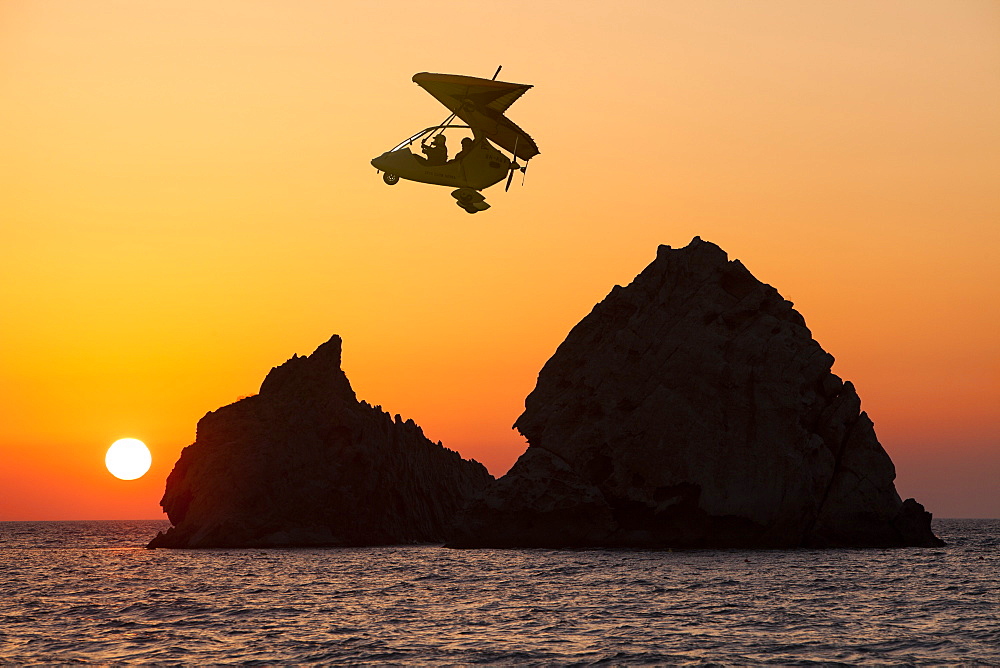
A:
2 1 997 520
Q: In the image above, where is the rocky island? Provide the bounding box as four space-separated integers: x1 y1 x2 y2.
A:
150 238 942 550
450 237 943 548
148 335 492 548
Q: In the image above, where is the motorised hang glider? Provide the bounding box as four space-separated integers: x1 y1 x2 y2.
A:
370 67 538 213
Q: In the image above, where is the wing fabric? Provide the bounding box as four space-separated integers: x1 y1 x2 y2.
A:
412 72 539 161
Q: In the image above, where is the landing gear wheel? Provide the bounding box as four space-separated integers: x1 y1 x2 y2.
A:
382 172 399 185
450 188 490 214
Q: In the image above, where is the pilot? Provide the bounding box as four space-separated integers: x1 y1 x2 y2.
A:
421 135 448 166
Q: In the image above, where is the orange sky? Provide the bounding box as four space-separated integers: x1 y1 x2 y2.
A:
1 1 997 520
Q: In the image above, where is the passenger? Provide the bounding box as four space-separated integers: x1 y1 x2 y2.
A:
452 137 475 162
420 135 448 166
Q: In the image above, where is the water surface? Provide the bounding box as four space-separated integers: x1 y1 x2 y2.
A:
1 519 996 664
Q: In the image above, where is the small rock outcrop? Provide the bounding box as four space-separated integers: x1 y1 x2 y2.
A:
450 238 942 548
148 335 492 548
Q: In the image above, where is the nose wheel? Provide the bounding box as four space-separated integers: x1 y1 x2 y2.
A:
382 172 399 185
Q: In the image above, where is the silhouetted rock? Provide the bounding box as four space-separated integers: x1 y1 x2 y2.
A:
148 335 492 548
450 238 943 548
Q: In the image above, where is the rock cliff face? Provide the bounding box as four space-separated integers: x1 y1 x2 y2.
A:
148 336 492 548
451 238 942 548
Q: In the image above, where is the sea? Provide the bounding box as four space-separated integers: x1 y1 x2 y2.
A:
0 519 996 665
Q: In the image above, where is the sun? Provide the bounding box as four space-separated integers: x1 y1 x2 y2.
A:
105 438 152 480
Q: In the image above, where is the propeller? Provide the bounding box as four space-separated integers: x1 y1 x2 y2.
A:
505 135 520 192
505 162 519 192
503 158 529 192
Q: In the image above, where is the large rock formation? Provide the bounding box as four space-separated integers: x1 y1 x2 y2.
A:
148 335 492 548
451 238 942 548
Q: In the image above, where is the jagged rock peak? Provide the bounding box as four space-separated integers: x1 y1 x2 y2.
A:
256 334 355 401
149 335 492 549
452 237 942 549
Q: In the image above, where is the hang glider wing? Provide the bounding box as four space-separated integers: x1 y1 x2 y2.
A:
412 72 539 161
